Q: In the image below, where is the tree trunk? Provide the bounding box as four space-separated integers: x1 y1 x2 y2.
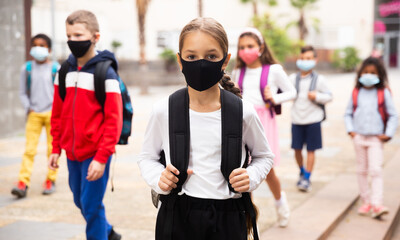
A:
24 0 32 61
137 0 150 94
252 1 258 17
138 14 146 65
138 14 148 94
198 0 203 17
298 9 308 41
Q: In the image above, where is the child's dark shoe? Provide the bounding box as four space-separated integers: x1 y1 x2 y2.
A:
109 227 122 240
11 181 28 198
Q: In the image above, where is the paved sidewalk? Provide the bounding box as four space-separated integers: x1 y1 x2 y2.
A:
0 70 399 239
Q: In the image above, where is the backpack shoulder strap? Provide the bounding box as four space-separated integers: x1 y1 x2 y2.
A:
26 61 33 93
238 67 246 91
168 88 190 192
162 89 190 239
259 64 270 102
58 61 70 101
307 71 326 120
377 88 385 106
352 88 359 113
309 71 318 91
377 88 387 123
295 72 301 94
220 89 243 192
26 61 32 75
51 61 59 82
94 60 113 108
220 90 259 239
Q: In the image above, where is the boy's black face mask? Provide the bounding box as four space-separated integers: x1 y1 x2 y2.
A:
180 54 227 92
67 40 92 58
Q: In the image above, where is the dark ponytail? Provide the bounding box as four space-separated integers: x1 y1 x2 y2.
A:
219 72 242 98
244 193 259 240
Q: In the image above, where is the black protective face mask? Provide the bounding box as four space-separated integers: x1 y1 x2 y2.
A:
67 40 92 58
180 54 227 92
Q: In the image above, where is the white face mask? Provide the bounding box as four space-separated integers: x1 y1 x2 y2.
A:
359 73 380 87
296 59 316 71
30 46 49 61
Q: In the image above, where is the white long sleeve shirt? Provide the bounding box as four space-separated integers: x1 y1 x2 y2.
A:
137 96 274 200
232 64 296 107
289 73 333 125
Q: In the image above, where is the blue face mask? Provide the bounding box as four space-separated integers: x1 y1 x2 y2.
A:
359 73 380 87
296 59 316 71
30 46 49 61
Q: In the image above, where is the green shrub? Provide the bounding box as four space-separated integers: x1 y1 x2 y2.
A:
159 48 177 62
253 14 300 63
332 47 361 72
226 57 236 74
111 40 122 54
159 48 178 72
111 40 122 49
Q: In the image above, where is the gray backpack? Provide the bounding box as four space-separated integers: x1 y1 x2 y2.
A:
295 71 326 121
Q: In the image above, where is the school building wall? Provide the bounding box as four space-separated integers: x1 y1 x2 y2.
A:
31 0 374 62
0 0 27 137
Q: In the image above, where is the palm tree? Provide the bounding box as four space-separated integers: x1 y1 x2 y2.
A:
136 0 151 65
289 0 319 41
240 0 259 16
240 0 277 17
136 0 151 94
198 0 203 17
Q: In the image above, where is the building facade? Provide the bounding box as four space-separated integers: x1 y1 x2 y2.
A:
31 0 375 62
0 0 27 137
373 0 400 68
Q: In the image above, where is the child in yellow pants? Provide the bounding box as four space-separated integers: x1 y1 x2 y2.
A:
12 34 60 198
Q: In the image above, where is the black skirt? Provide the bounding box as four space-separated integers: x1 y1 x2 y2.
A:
156 194 248 240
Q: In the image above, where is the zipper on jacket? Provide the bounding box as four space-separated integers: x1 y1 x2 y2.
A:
71 72 78 160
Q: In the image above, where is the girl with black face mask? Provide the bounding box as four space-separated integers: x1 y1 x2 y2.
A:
138 18 274 240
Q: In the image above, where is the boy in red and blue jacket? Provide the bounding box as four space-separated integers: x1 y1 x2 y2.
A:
48 10 122 240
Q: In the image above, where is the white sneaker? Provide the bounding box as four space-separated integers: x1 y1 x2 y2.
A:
298 179 312 192
276 191 290 227
371 205 389 219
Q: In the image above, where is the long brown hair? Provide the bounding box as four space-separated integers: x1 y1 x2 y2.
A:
235 31 278 69
355 57 388 89
179 17 241 98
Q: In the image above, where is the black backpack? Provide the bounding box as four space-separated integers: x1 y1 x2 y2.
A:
295 71 326 121
58 60 133 145
155 88 259 240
